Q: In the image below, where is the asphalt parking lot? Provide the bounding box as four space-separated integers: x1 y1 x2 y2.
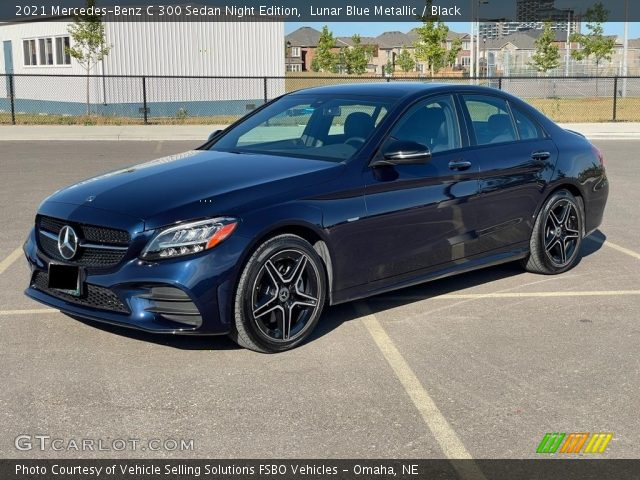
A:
1 139 638 459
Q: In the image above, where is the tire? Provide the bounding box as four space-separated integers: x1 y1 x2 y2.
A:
522 189 584 275
230 234 327 353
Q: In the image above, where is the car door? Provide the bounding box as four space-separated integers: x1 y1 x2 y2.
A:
361 94 481 283
459 94 558 255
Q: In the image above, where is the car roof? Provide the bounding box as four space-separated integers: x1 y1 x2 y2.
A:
288 82 503 99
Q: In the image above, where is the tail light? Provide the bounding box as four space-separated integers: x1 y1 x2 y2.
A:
591 144 604 166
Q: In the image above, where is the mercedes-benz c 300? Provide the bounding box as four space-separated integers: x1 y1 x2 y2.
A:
24 83 608 352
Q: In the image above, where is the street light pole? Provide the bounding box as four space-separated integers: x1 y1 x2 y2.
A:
474 0 488 84
476 24 480 83
470 0 475 79
564 10 571 77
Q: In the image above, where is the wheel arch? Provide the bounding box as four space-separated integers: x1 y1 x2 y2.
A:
236 220 336 305
534 182 586 235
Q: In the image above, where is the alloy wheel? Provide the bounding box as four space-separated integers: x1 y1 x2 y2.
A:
250 249 321 342
543 199 581 267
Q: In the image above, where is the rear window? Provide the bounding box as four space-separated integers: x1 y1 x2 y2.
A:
462 95 517 145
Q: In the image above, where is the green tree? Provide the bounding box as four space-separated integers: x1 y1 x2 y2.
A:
310 25 338 73
396 46 416 73
570 2 615 77
530 21 561 75
384 59 394 76
413 3 450 76
340 35 373 75
66 0 111 115
447 37 463 68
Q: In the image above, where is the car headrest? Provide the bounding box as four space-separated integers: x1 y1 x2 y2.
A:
400 107 446 147
344 112 375 139
488 114 512 134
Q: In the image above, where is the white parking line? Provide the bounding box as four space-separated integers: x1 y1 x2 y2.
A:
0 308 54 315
375 290 640 303
0 247 23 275
356 302 487 479
604 240 640 261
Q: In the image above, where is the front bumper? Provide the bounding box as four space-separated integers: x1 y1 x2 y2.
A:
23 227 246 335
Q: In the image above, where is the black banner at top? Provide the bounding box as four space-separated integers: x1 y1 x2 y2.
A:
1 0 640 22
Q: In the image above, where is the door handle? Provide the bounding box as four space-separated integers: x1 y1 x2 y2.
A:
448 160 472 171
531 151 551 161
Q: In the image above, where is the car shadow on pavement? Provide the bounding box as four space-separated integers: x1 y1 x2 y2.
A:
312 229 608 337
67 230 607 351
580 229 607 257
70 315 241 351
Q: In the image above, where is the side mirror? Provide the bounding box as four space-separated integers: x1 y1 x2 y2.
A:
208 129 224 142
371 140 431 167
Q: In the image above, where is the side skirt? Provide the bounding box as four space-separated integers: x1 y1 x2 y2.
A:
330 243 530 305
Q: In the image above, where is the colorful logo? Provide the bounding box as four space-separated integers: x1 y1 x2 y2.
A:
537 433 613 454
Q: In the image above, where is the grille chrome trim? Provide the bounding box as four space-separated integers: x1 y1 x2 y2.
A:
40 229 58 241
40 229 128 251
79 242 128 251
37 215 131 268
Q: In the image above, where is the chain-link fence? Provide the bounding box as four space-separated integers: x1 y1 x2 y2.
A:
2 74 640 125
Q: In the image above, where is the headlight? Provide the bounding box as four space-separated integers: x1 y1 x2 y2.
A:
141 218 238 260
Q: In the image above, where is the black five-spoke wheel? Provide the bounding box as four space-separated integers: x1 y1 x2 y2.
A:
231 234 327 353
543 198 581 267
523 189 584 274
252 249 321 342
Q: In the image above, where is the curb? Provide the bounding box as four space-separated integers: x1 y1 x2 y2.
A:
0 124 638 142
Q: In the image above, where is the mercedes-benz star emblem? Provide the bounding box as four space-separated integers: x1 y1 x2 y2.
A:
57 226 79 260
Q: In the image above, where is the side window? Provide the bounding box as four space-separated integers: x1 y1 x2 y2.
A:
330 104 387 137
463 95 517 145
237 104 314 146
512 106 544 140
390 95 461 154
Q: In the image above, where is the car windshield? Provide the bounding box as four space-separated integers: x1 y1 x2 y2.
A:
208 94 395 162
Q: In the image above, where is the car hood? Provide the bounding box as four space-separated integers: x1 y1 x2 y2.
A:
44 150 344 228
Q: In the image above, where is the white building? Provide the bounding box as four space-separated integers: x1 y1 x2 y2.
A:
0 18 285 117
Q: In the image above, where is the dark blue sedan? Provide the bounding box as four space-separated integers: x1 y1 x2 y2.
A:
24 83 609 352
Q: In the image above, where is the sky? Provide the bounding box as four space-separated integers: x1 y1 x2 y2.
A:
285 22 640 40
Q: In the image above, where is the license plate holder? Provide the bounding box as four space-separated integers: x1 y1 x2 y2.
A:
48 264 83 297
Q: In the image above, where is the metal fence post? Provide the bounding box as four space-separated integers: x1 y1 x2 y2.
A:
613 76 618 122
8 74 16 125
263 77 268 104
142 76 148 125
498 77 503 90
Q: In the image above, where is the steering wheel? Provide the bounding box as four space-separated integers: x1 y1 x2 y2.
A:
345 137 366 148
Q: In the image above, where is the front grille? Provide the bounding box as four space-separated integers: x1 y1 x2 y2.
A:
82 225 129 245
37 215 130 268
32 271 129 314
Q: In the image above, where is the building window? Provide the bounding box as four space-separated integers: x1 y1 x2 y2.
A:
23 39 37 66
24 36 71 66
286 64 302 72
290 46 300 57
462 56 471 66
55 36 71 65
38 39 46 65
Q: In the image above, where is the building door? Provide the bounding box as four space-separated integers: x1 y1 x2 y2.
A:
3 41 13 97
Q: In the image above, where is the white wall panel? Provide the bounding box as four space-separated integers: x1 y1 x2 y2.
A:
1 20 284 109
